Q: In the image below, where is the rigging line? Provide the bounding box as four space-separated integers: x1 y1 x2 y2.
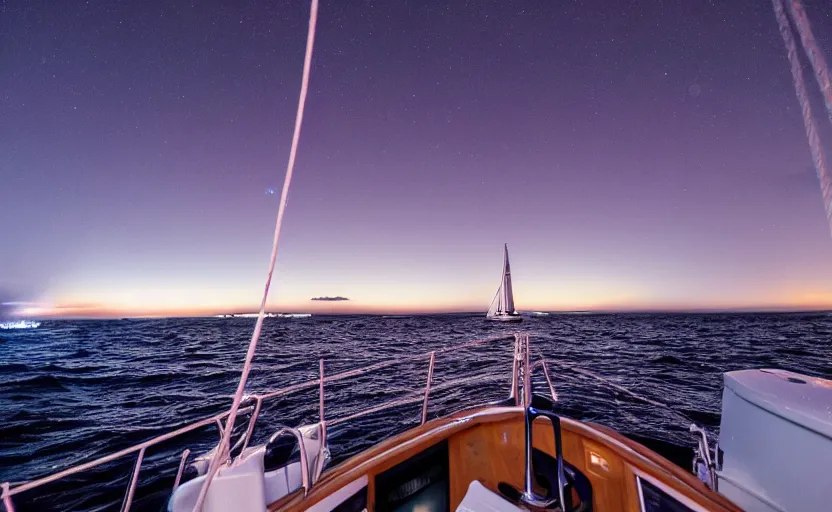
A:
786 0 832 130
773 0 832 238
254 334 513 400
541 359 694 426
487 286 501 314
193 0 319 509
535 350 558 402
328 373 509 426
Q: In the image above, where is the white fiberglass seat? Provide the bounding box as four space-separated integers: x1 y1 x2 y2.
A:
169 446 267 512
456 481 522 512
168 423 329 512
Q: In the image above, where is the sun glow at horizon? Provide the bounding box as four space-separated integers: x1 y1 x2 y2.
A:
16 287 832 319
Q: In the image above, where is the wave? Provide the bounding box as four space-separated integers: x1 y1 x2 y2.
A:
774 347 813 357
652 355 685 365
1 314 830 511
38 363 106 374
0 363 30 373
1 374 70 392
0 320 41 330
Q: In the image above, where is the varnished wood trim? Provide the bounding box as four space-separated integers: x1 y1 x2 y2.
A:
269 406 741 512
269 406 524 511
560 420 741 511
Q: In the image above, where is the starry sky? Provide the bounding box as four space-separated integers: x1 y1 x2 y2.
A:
3 0 832 317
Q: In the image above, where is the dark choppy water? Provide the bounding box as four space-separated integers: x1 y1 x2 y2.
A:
1 313 830 511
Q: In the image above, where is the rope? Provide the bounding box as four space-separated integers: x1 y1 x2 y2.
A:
193 0 319 509
772 0 832 238
786 0 832 129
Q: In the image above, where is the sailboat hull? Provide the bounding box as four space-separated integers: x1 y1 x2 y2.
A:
485 314 522 323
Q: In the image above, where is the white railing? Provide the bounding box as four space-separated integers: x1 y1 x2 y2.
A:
1 333 525 512
1 330 716 512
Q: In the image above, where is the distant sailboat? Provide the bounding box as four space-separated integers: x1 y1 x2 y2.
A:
486 244 522 322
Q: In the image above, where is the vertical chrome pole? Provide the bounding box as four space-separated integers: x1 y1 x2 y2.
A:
522 335 532 407
421 351 436 425
509 334 520 405
1 482 15 512
173 449 190 491
319 359 325 422
523 406 534 498
237 397 262 460
120 447 145 512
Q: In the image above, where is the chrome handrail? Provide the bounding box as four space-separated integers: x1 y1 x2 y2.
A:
318 359 325 422
311 422 328 483
235 396 263 460
267 428 311 496
119 447 145 512
521 334 532 407
690 424 717 490
4 405 254 499
3 331 713 511
172 449 191 491
521 407 569 510
509 333 521 404
1 333 518 509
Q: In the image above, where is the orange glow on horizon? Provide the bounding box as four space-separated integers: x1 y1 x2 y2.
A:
16 275 832 318
18 292 832 319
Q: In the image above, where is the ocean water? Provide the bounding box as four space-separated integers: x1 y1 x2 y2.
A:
1 313 830 511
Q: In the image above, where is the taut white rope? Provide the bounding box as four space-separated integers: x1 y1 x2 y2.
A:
193 0 320 509
772 0 832 238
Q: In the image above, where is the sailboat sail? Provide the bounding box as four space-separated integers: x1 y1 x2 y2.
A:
487 244 520 321
502 244 515 314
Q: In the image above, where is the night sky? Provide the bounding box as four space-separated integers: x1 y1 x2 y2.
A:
3 0 832 317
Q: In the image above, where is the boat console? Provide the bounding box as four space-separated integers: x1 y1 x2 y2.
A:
712 368 832 511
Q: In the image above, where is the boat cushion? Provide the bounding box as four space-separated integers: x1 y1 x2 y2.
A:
456 480 522 512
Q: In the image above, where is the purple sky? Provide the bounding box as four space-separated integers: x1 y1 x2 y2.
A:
3 0 832 316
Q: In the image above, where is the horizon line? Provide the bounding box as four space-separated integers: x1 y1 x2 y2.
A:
17 306 832 320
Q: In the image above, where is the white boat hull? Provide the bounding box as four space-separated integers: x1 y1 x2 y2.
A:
486 314 522 323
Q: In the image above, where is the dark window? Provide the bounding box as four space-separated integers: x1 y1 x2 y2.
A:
638 477 695 512
374 441 449 512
